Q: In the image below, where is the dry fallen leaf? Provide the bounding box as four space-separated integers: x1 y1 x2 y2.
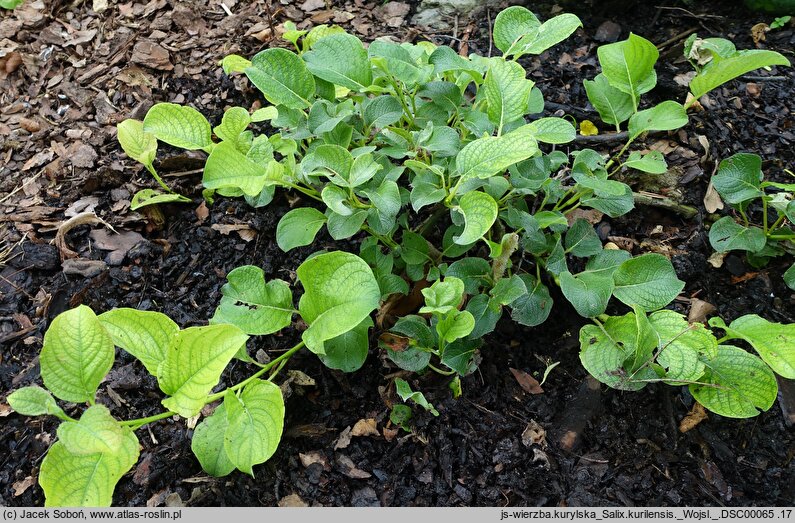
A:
703 180 724 213
279 493 309 507
12 476 35 497
688 298 717 324
299 451 329 469
351 418 379 438
510 367 544 395
521 419 548 448
336 454 371 479
707 251 727 268
333 426 352 450
679 402 708 433
751 22 769 44
54 212 116 260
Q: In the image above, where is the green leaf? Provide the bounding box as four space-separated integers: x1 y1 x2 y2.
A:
436 310 475 343
455 127 538 181
0 0 24 9
711 153 764 204
624 151 667 174
143 103 213 151
648 310 715 381
612 253 685 311
628 101 688 140
564 218 602 257
251 106 279 122
245 48 315 110
578 310 656 391
526 117 576 144
581 184 635 218
318 317 372 372
368 40 422 84
466 293 501 338
130 190 191 211
689 345 777 418
400 231 431 266
493 6 541 56
510 275 553 327
689 50 790 99
7 386 67 419
211 266 294 335
203 142 273 196
327 209 367 240
484 58 534 131
597 33 658 106
383 316 434 372
420 277 465 315
159 324 249 417
583 74 634 127
441 339 479 375
304 33 372 91
453 191 498 245
394 378 439 416
40 428 139 507
40 305 114 404
785 263 795 291
276 208 327 252
585 249 632 276
518 13 582 55
57 405 125 456
98 308 178 375
490 275 527 306
297 251 380 355
708 217 766 253
191 403 235 477
560 271 613 318
220 54 252 74
223 380 285 476
713 314 795 379
117 119 157 167
214 107 251 145
446 258 491 294
363 96 404 129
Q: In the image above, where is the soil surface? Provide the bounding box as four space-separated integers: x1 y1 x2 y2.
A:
1 0 794 508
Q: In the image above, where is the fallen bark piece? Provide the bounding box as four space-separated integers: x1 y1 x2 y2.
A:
62 258 107 278
679 402 708 433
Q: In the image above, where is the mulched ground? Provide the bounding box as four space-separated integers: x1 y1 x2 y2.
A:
1 0 794 507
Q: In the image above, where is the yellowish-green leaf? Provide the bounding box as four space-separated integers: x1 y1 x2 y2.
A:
98 308 179 375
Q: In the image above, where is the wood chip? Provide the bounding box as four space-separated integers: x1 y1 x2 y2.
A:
279 494 309 507
351 418 379 437
510 367 544 395
679 402 708 433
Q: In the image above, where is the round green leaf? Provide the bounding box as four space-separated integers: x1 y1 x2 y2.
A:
7 386 67 419
117 119 157 167
192 403 235 477
57 405 125 456
303 33 372 91
211 266 294 335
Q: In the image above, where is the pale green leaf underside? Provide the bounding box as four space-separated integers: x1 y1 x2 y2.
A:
456 126 538 181
484 58 533 131
597 33 658 105
40 305 115 404
57 405 125 456
158 324 249 417
117 119 157 167
628 101 688 139
454 191 498 245
143 103 212 151
203 141 273 196
223 380 285 476
130 190 191 211
7 386 67 419
99 308 179 375
722 314 795 379
303 33 372 91
689 345 777 418
690 50 790 99
40 428 139 507
245 48 315 109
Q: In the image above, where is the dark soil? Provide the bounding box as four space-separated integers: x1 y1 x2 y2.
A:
1 0 794 508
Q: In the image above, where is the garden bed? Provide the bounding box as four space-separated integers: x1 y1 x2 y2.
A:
1 0 794 507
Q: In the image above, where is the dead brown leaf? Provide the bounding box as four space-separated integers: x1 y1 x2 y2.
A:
378 332 410 352
12 476 35 497
299 451 329 469
210 223 256 242
510 367 544 395
333 426 352 450
351 418 379 438
521 419 548 448
336 454 371 479
279 493 309 507
679 402 708 433
54 212 116 260
751 23 768 45
688 298 717 324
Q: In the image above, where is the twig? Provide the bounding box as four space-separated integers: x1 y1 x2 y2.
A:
634 191 698 219
574 131 629 144
655 27 698 50
544 101 594 121
0 171 43 205
741 75 789 82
